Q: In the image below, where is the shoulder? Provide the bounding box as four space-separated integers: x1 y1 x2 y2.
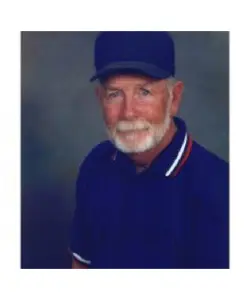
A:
190 140 229 179
75 140 115 198
186 140 229 202
78 140 115 175
82 140 115 165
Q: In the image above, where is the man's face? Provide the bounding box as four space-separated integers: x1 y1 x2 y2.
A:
98 74 175 153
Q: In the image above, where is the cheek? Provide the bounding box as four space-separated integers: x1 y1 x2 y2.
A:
102 104 121 127
137 100 167 123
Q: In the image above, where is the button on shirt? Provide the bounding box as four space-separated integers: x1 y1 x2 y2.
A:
70 117 229 268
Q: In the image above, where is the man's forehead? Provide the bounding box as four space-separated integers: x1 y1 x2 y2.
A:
102 74 163 89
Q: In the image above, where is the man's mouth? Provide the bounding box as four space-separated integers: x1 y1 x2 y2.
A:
116 129 150 140
117 128 149 133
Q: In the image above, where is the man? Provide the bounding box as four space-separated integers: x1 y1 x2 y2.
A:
70 32 229 269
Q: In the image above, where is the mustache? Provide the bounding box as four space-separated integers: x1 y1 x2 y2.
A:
115 120 152 132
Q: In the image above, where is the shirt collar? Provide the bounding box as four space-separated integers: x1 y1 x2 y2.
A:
112 117 192 177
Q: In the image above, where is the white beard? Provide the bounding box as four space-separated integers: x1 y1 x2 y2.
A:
106 108 172 154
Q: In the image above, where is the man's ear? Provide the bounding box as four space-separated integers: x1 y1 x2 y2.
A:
95 85 103 103
170 81 184 117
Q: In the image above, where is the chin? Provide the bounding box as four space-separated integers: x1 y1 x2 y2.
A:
114 136 155 153
113 130 165 154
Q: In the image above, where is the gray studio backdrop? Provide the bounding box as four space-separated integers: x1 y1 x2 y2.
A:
21 32 229 269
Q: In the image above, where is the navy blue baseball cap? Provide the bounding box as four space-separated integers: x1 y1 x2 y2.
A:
90 31 175 82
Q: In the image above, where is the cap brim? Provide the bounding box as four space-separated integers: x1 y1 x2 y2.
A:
90 61 172 82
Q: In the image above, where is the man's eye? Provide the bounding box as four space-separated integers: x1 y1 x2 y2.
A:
140 88 151 96
108 91 120 98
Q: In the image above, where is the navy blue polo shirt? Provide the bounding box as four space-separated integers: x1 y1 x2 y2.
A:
70 117 229 269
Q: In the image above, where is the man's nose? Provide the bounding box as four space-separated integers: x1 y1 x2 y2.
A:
121 97 137 120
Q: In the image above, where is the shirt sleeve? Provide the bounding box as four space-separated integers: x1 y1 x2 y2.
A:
69 161 93 266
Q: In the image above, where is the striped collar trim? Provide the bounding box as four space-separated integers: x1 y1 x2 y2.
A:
165 133 193 177
165 132 188 176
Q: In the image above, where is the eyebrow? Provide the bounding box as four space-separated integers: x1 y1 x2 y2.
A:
103 86 121 91
140 81 155 88
103 80 156 90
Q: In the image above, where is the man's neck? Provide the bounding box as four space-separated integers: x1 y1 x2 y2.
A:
128 120 177 168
